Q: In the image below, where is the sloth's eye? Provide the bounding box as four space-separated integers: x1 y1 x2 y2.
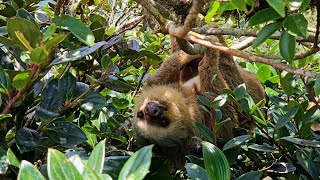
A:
137 110 144 119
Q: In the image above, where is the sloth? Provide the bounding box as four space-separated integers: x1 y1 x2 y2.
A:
131 35 264 163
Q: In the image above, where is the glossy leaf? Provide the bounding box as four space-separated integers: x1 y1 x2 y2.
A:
112 98 129 109
17 160 45 180
185 163 209 180
16 127 40 153
0 147 8 174
7 17 42 50
58 72 76 99
12 71 30 91
47 149 82 180
44 34 68 50
222 135 251 151
39 79 63 112
50 41 107 65
283 13 308 37
7 148 20 168
274 107 299 130
118 145 153 180
30 46 48 65
282 137 320 147
257 65 272 83
193 122 214 143
45 120 87 146
86 139 106 174
248 8 281 26
248 144 276 152
81 92 107 111
236 171 263 180
53 15 95 46
202 141 230 180
252 21 282 48
280 76 294 96
266 0 285 17
280 31 296 62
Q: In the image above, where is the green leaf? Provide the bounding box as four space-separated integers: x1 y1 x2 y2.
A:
202 141 230 180
58 72 76 99
283 13 308 37
252 21 282 48
280 76 294 96
17 160 46 180
45 120 87 146
300 0 311 11
185 163 209 180
248 8 281 26
314 74 320 96
230 0 247 11
249 99 266 115
236 171 263 180
0 35 16 48
280 31 296 62
12 71 30 91
44 34 68 50
281 137 320 147
0 66 10 94
7 17 42 51
222 135 251 151
7 148 20 168
112 97 129 109
50 41 107 65
256 65 272 83
308 149 320 179
101 55 113 70
30 46 49 65
233 84 246 100
47 149 82 180
81 92 107 111
39 79 63 112
43 23 57 41
17 8 37 26
266 0 286 17
16 127 40 153
86 139 106 174
248 144 276 152
118 145 153 180
252 115 267 127
205 1 220 24
197 95 211 107
53 15 95 46
274 107 299 130
193 122 214 143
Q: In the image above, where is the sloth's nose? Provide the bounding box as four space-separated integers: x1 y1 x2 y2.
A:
145 101 165 118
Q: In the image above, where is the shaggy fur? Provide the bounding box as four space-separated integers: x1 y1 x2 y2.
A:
132 35 264 163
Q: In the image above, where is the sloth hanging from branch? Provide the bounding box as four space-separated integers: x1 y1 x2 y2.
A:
131 0 265 165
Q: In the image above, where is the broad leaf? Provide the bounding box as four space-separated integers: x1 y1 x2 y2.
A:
12 71 30 91
283 13 308 37
248 8 281 26
282 137 320 147
222 135 251 151
274 107 299 130
81 92 107 111
256 65 271 83
86 139 106 174
252 21 282 48
280 31 296 62
53 15 95 46
236 171 263 180
266 0 285 17
193 122 214 143
248 144 276 152
7 17 42 51
45 120 87 147
112 98 129 109
58 72 76 99
118 145 153 180
30 46 48 65
47 149 82 180
314 74 320 96
16 127 40 153
17 160 45 180
202 141 230 180
185 163 209 180
7 148 20 168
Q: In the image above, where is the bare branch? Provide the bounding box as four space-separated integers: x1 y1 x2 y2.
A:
194 27 320 44
135 0 168 27
230 37 255 50
176 38 207 54
114 15 146 35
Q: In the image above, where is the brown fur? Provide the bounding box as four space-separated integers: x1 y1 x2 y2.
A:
132 35 264 163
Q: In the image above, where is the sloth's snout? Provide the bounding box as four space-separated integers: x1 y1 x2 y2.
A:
144 101 165 118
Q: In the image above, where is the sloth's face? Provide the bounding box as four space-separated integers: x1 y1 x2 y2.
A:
132 85 196 146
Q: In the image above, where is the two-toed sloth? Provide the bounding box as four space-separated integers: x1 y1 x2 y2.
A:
132 35 264 161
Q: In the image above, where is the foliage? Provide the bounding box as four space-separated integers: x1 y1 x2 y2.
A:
0 0 319 179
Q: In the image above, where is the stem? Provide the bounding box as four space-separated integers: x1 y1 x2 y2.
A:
301 76 320 109
1 65 38 114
